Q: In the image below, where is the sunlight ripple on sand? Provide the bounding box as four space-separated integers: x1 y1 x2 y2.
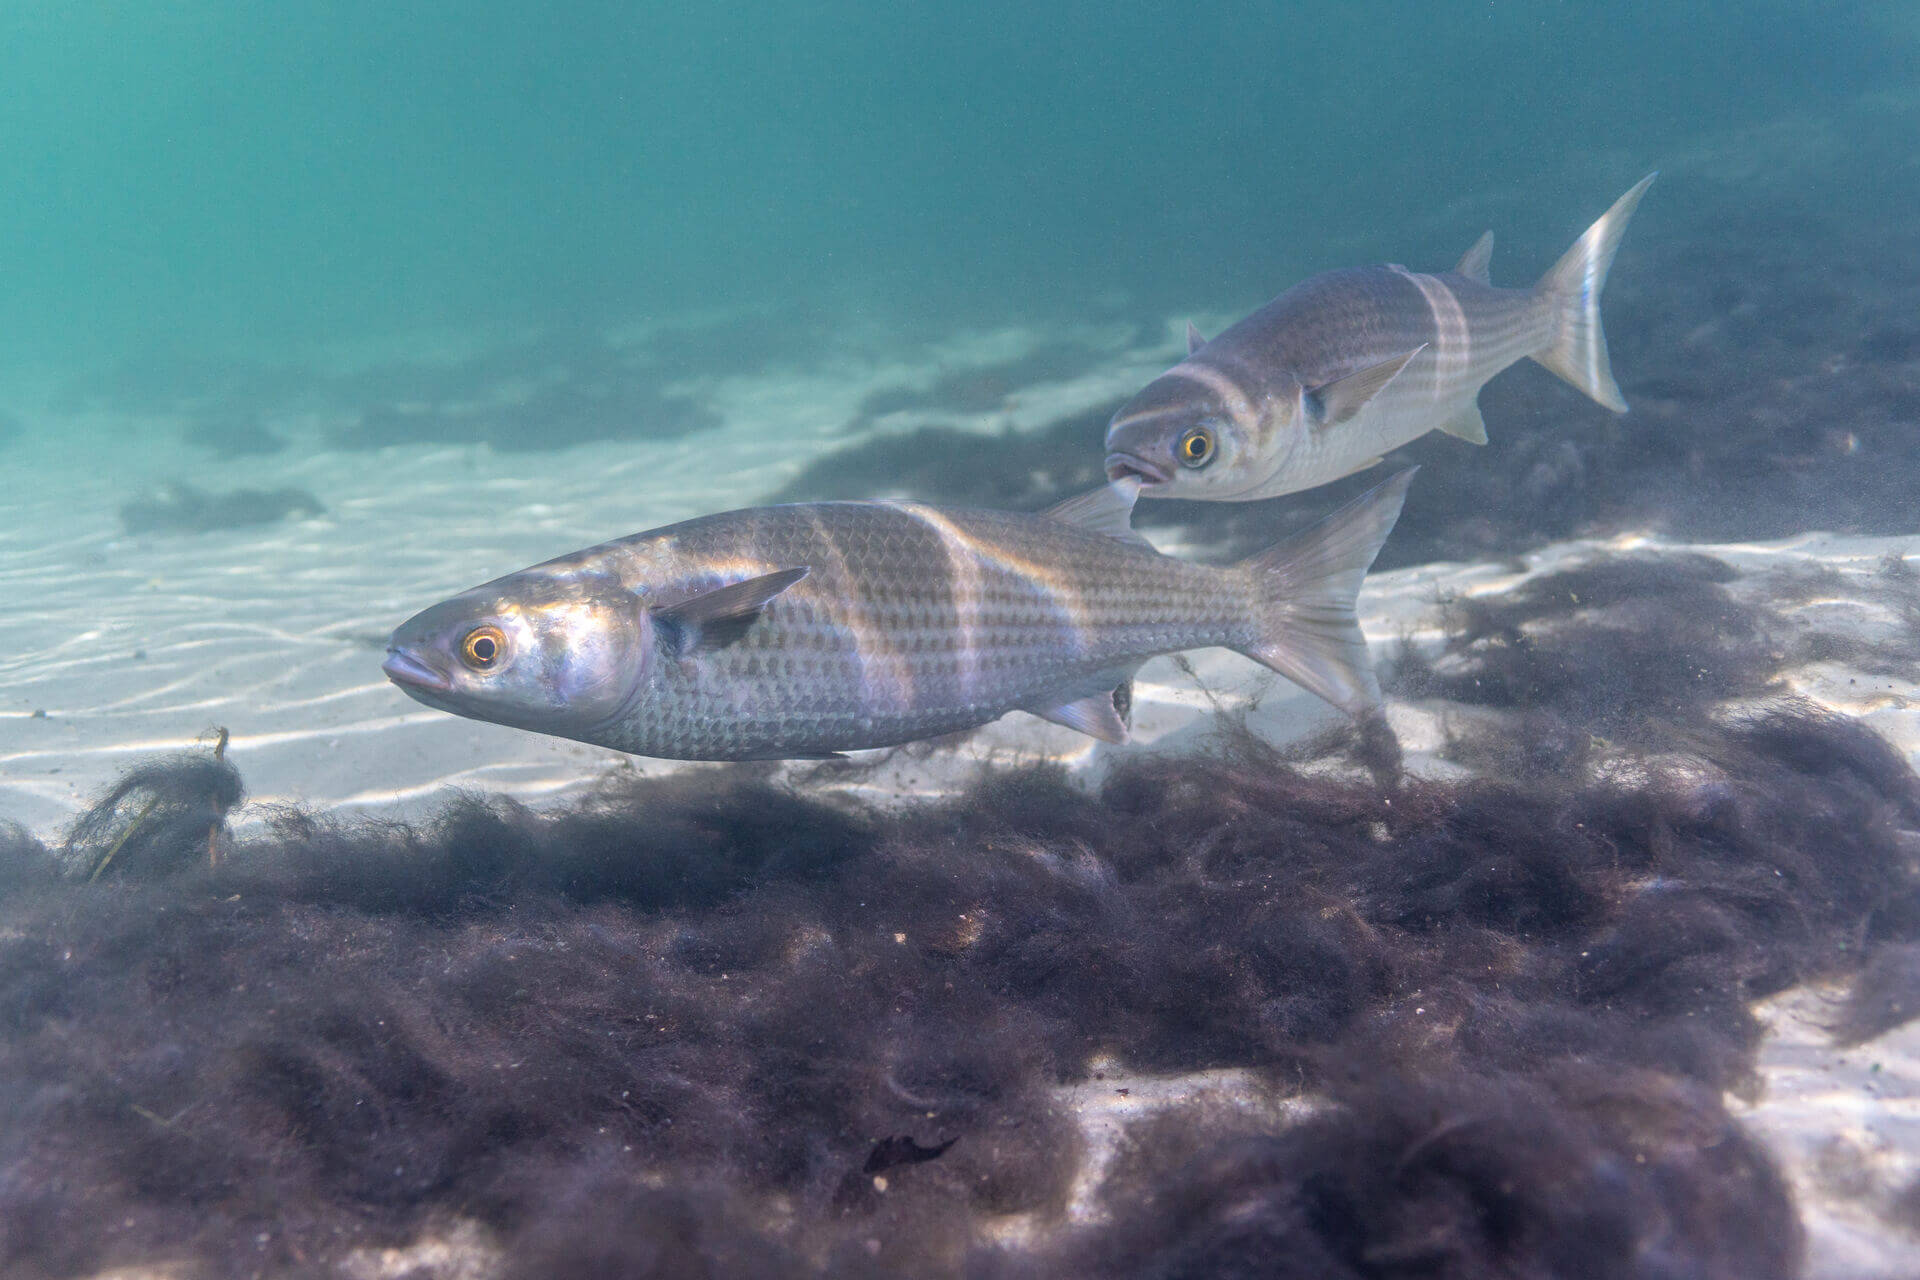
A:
5 330 1920 1278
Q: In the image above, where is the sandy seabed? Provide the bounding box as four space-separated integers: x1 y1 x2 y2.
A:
3 311 1919 1277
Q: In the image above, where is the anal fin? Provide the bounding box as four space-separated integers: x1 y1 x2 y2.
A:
1026 682 1132 744
1437 398 1488 445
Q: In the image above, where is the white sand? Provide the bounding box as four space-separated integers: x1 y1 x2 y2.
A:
6 323 1919 1277
0 321 1179 835
1738 986 1920 1278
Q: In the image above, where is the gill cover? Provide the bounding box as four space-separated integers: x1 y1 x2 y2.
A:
384 569 653 734
1103 367 1265 497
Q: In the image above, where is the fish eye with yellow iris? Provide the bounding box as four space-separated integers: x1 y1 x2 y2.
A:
1176 424 1215 468
460 624 505 669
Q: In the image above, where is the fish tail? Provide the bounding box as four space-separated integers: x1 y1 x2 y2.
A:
1530 173 1656 413
1232 469 1415 716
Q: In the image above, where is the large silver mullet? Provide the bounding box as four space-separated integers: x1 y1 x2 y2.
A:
383 474 1415 762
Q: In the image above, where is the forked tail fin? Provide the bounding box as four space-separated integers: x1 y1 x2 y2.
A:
1234 469 1415 716
1532 173 1656 413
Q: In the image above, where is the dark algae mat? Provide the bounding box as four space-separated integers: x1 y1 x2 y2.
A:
5 558 1919 1278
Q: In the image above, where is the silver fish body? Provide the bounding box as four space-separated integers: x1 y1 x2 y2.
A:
383 474 1414 761
1106 175 1655 502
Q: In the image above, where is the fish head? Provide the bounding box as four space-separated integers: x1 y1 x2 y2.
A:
383 568 652 735
1103 368 1287 501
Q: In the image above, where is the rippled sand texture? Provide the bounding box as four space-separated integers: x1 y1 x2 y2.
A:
10 101 1920 1273
6 325 1920 1278
0 321 1163 835
6 366 1916 843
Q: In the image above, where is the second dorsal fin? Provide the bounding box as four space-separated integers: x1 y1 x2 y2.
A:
1041 478 1148 546
1454 230 1494 283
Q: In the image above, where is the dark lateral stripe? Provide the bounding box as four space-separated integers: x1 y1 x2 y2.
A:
1162 362 1259 429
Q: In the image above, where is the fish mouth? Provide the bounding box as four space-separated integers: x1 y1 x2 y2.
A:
1104 452 1171 488
382 647 454 694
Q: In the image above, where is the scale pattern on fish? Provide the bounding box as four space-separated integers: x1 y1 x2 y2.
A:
1105 175 1655 501
382 473 1413 761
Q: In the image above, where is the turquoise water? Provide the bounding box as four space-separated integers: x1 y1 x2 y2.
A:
0 1 1907 376
8 7 1920 1278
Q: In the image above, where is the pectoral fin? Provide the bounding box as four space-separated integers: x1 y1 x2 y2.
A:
1025 681 1133 744
1304 346 1426 428
1437 398 1488 445
655 567 809 652
1186 320 1209 355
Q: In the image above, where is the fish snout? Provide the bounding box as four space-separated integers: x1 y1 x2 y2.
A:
1104 451 1172 489
382 646 454 694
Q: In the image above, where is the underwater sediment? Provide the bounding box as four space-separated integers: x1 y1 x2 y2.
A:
5 596 1919 1277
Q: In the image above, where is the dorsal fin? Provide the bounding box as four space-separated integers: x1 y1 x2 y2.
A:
1454 230 1494 283
1186 320 1208 356
1041 478 1148 545
1302 346 1426 428
655 567 808 652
